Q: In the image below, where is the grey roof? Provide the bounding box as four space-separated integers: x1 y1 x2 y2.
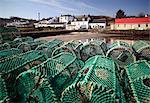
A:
89 19 106 23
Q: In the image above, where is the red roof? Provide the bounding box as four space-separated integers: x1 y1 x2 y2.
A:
115 17 150 24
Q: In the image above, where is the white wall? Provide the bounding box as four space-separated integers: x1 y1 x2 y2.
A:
34 23 65 28
59 16 74 23
66 24 76 30
71 21 89 30
6 21 29 27
112 23 150 30
89 23 106 29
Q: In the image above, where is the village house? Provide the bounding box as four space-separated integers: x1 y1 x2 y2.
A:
89 18 106 29
111 17 150 30
66 15 90 30
59 15 74 23
34 17 59 28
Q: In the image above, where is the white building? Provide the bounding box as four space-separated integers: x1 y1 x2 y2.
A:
59 15 74 23
89 19 106 29
68 17 90 30
34 17 63 28
6 20 29 27
66 24 76 30
47 23 65 28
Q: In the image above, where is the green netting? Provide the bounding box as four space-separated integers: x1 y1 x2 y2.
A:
0 27 18 33
44 39 63 47
17 42 31 52
132 41 150 60
0 43 10 51
0 27 19 41
31 58 66 80
51 52 84 98
35 44 49 58
106 41 136 68
0 48 22 60
80 40 107 61
28 40 47 50
22 36 34 42
51 40 82 58
52 46 76 57
63 40 82 49
61 55 126 103
64 40 83 59
0 76 8 102
3 38 23 48
61 82 88 103
15 70 58 103
35 39 63 57
126 60 150 103
0 50 46 74
31 52 84 99
0 51 47 98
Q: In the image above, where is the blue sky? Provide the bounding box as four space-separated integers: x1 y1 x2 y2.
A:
0 0 149 19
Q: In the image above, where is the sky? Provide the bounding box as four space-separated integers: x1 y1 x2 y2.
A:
0 0 149 19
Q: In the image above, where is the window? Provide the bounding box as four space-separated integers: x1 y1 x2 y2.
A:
138 24 140 27
146 24 148 27
124 24 126 27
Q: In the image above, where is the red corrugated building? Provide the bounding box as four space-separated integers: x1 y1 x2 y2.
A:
111 17 150 30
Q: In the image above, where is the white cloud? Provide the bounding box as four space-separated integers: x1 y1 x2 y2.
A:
27 0 76 12
27 0 106 14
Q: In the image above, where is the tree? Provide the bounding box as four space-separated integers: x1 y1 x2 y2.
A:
116 9 126 18
138 12 145 17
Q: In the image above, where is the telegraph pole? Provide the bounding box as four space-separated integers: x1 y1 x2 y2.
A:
38 12 40 21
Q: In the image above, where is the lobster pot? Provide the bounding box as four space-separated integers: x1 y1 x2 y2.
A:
132 41 150 60
45 39 63 47
80 40 107 62
45 39 64 57
106 41 136 68
0 48 22 60
0 76 8 102
126 60 150 103
51 41 79 57
51 52 84 98
31 52 84 99
21 36 34 42
63 40 83 50
0 51 47 99
15 70 58 103
36 39 63 58
61 55 126 103
0 27 19 42
0 43 11 51
9 37 23 48
62 40 83 59
17 42 31 53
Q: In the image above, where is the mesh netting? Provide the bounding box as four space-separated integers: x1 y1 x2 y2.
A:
0 43 10 51
0 51 46 98
36 39 63 58
126 60 150 103
106 41 136 68
61 55 126 103
51 52 84 98
17 42 31 52
0 50 46 74
15 70 58 103
0 76 8 102
0 48 22 60
51 40 82 59
132 41 150 60
80 40 107 61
